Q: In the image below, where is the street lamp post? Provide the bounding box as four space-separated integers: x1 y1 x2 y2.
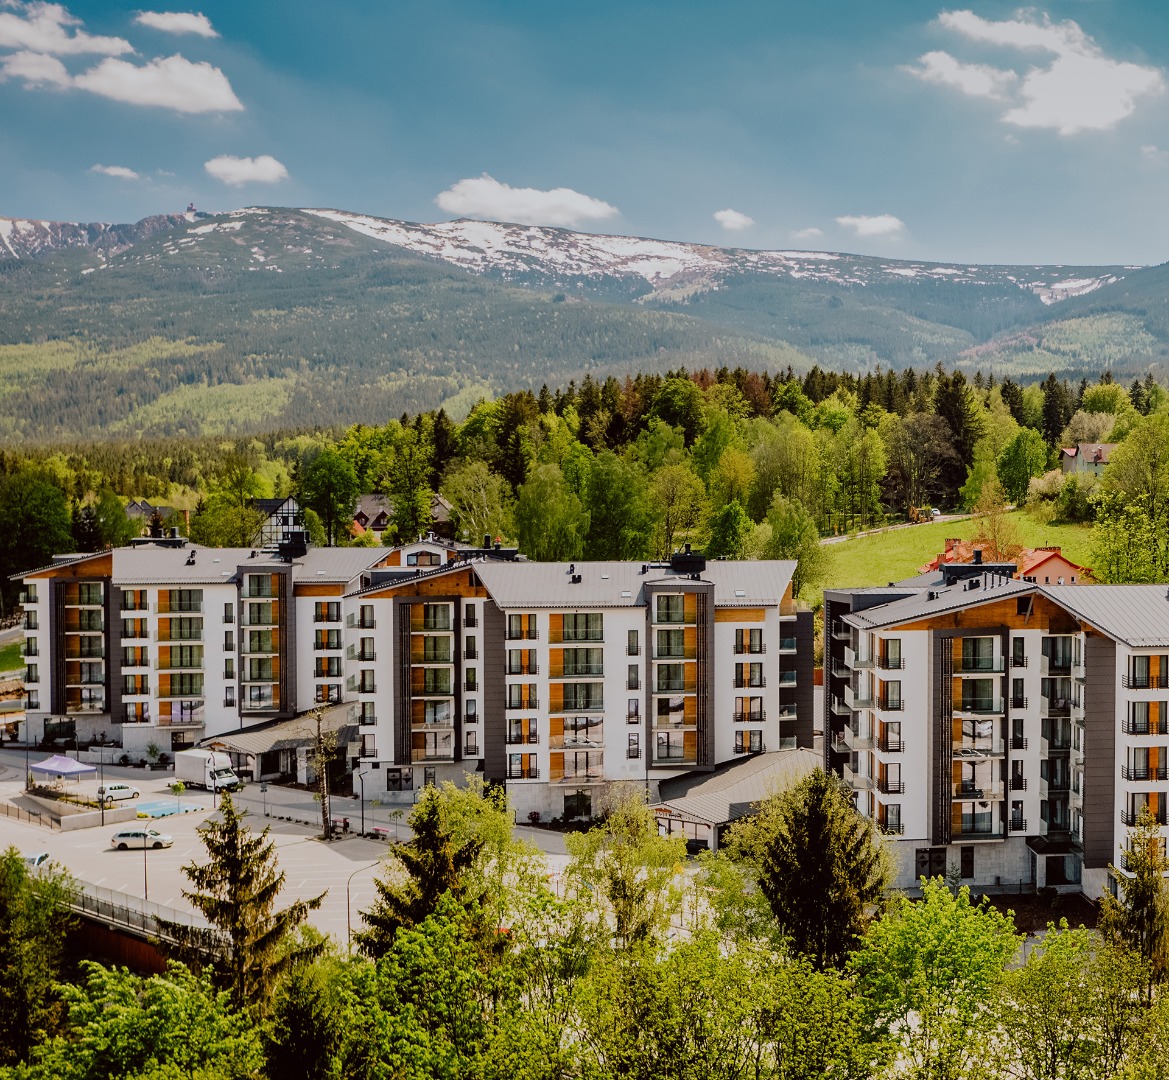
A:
143 834 149 901
346 860 380 952
357 770 365 836
261 782 268 818
99 749 105 826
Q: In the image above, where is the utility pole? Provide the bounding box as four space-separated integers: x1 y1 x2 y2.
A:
311 706 337 840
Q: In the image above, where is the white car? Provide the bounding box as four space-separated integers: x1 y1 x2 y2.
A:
97 783 140 804
111 828 173 850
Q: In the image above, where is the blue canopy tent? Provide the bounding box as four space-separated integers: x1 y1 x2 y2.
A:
30 754 96 780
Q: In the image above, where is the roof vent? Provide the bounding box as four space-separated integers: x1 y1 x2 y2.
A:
568 564 575 575
571 574 582 584
969 578 980 589
250 550 257 559
185 551 196 566
640 564 648 574
928 591 937 601
973 549 983 565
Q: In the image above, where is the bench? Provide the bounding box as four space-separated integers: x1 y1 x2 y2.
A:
370 826 392 840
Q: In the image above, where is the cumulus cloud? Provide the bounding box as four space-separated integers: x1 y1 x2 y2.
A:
713 208 755 231
0 47 70 85
435 174 619 227
836 214 905 238
75 53 242 112
204 154 288 186
905 10 1164 135
134 11 218 37
0 1 132 55
790 227 824 242
90 163 140 179
903 50 1017 100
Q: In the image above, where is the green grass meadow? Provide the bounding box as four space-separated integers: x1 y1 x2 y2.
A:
822 512 1094 591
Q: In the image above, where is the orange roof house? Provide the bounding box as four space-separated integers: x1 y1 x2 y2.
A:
920 539 1089 584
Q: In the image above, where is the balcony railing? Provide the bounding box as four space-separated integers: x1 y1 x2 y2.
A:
1122 764 1169 781
879 821 905 835
1121 811 1169 828
627 746 642 759
506 629 539 640
1123 718 1169 736
735 643 767 655
733 742 767 755
506 767 539 780
1123 674 1169 689
1011 735 1029 749
733 677 766 689
507 698 539 711
1010 697 1029 710
878 699 905 712
464 613 478 628
877 778 905 795
879 656 905 670
556 664 602 676
505 733 539 745
1012 655 1028 668
507 664 540 676
733 711 766 723
463 649 477 661
957 698 1004 715
953 738 1006 757
1009 817 1028 832
954 658 1006 674
1011 776 1028 790
879 738 904 753
779 637 797 652
778 671 797 686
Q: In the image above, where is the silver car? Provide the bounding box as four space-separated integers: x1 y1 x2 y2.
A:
111 828 173 850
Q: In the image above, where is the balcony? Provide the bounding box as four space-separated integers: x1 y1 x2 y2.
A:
505 733 539 745
411 749 456 763
956 698 1004 716
506 629 539 641
507 663 540 676
733 676 766 690
733 711 767 723
241 614 279 628
953 821 1003 841
954 658 1006 674
507 766 539 780
1012 655 1028 668
879 821 905 835
1010 776 1028 791
733 742 767 755
878 655 905 670
879 738 904 753
506 698 539 711
1121 810 1169 827
155 600 203 614
1121 764 1169 781
158 707 206 727
843 684 872 710
1123 718 1169 736
953 738 1006 758
735 642 767 656
154 630 203 642
1044 698 1074 718
778 671 797 687
350 615 378 630
843 763 874 790
877 698 905 713
830 696 850 717
1009 817 1028 832
1123 674 1169 690
1011 735 1029 750
877 778 905 795
831 621 850 641
779 637 797 653
845 646 872 669
952 780 1004 799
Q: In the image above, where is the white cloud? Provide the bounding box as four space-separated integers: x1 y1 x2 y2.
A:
836 214 905 238
790 227 824 242
0 47 69 85
902 50 1017 100
435 174 619 227
1141 144 1169 163
204 154 288 186
90 163 139 179
906 10 1164 135
0 1 132 55
75 53 242 112
713 208 754 231
134 11 218 38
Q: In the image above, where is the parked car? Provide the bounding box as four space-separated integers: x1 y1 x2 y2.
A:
97 783 140 804
22 851 50 869
111 828 173 850
931 507 942 518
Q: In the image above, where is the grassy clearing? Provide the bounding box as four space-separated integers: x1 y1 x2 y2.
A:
109 372 298 438
821 511 1094 591
0 640 23 672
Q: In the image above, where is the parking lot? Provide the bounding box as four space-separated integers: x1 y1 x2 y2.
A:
0 748 568 947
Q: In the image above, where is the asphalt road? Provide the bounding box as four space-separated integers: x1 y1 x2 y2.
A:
0 748 569 947
820 513 972 545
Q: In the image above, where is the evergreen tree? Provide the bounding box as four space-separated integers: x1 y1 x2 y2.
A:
1101 808 1169 993
1041 372 1075 447
726 769 892 969
161 794 324 1011
354 788 484 959
70 501 102 552
999 377 1027 425
263 956 343 1080
0 847 75 1065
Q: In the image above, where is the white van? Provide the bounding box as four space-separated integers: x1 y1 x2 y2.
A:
97 783 140 804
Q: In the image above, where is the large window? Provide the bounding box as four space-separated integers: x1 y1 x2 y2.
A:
422 668 451 695
563 613 603 642
961 637 995 671
563 648 602 676
656 594 684 624
563 682 603 711
423 636 451 663
656 663 686 692
422 604 450 631
656 629 685 658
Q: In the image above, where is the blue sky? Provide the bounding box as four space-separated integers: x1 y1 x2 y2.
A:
3 1 1169 264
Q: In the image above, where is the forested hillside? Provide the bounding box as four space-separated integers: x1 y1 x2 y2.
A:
3 206 1169 439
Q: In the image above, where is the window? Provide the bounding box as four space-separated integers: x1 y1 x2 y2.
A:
407 551 441 566
315 657 340 678
464 635 477 660
224 631 234 651
359 701 376 725
735 628 763 654
656 594 684 624
657 628 685 658
735 662 763 688
424 700 451 724
166 589 202 613
166 617 202 641
248 657 275 681
359 604 376 629
883 638 902 667
315 684 341 704
315 629 340 650
1012 637 1025 666
224 658 235 679
655 731 690 761
359 671 376 693
121 647 147 667
627 698 640 722
657 663 685 692
915 848 947 879
123 674 148 695
960 846 974 880
961 637 995 671
564 682 603 711
314 601 339 623
77 582 102 605
507 613 536 639
465 699 478 723
121 589 146 611
169 644 203 669
423 636 452 663
562 612 602 641
170 672 203 696
422 669 451 694
627 733 640 759
421 604 448 631
464 730 478 755
562 648 601 676
628 664 640 690
627 629 639 656
465 668 478 691
882 681 902 709
224 686 236 707
24 663 38 684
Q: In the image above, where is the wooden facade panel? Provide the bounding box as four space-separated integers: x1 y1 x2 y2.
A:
548 614 564 644
899 594 1080 634
27 553 113 580
548 684 564 713
683 730 698 758
714 608 765 623
549 752 564 781
683 593 698 622
363 568 487 600
293 583 344 597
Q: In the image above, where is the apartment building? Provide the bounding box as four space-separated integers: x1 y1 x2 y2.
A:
19 539 813 819
826 570 1169 900
17 537 396 756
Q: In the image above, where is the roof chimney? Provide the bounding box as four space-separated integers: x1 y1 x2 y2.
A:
972 549 983 565
484 534 491 549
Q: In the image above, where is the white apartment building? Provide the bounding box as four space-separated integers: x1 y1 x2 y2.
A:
826 570 1169 900
19 538 814 818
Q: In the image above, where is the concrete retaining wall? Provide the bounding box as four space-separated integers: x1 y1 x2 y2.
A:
22 793 137 830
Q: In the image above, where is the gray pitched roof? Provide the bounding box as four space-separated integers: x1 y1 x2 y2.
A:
1039 585 1169 648
104 544 389 586
654 748 821 826
842 575 1034 630
472 559 796 609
